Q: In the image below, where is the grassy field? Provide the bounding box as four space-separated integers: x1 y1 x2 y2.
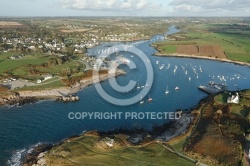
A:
0 53 50 73
162 45 177 54
154 24 250 63
17 80 66 91
0 51 85 90
45 135 195 166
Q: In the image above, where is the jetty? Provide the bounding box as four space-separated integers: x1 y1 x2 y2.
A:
57 95 80 102
198 81 227 94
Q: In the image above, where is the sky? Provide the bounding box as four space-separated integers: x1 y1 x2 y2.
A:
0 0 250 17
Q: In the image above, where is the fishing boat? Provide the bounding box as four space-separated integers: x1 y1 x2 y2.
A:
175 86 179 90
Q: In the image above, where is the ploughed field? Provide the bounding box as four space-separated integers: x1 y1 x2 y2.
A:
154 23 250 63
176 45 226 58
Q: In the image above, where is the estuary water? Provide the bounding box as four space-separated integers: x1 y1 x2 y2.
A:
0 26 250 165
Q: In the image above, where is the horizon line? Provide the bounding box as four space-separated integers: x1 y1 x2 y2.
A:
0 16 250 18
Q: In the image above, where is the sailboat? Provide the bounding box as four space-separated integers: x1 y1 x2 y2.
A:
137 83 140 90
148 94 153 102
165 86 169 94
140 95 144 105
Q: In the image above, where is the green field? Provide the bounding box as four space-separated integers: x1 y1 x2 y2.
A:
155 24 250 63
45 135 195 166
0 53 50 73
162 45 177 54
17 80 65 91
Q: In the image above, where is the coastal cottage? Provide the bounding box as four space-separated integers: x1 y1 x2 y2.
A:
43 75 53 81
227 92 240 104
37 75 53 84
37 79 42 84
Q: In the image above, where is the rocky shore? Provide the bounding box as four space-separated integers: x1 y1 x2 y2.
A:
22 93 217 166
22 110 196 165
0 92 40 107
23 144 52 166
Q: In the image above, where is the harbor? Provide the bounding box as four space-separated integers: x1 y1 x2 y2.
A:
1 27 250 165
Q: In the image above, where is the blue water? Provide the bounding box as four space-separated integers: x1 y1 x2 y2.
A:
1 26 250 165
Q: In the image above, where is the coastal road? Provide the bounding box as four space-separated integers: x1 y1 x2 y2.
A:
160 143 208 166
2 77 61 90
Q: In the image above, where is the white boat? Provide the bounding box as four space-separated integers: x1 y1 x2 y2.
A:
137 83 140 90
145 83 149 87
173 65 178 73
148 95 153 102
175 86 179 90
159 64 164 70
165 86 169 94
166 63 171 69
189 77 191 81
156 61 159 65
140 95 144 105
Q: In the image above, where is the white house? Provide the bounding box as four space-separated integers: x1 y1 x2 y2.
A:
227 92 240 104
44 75 53 81
105 138 114 148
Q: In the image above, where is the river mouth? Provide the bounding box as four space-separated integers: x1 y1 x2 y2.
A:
1 26 250 165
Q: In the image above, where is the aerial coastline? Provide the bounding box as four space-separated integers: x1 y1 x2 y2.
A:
154 52 250 67
0 17 250 166
24 89 250 166
0 69 126 106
